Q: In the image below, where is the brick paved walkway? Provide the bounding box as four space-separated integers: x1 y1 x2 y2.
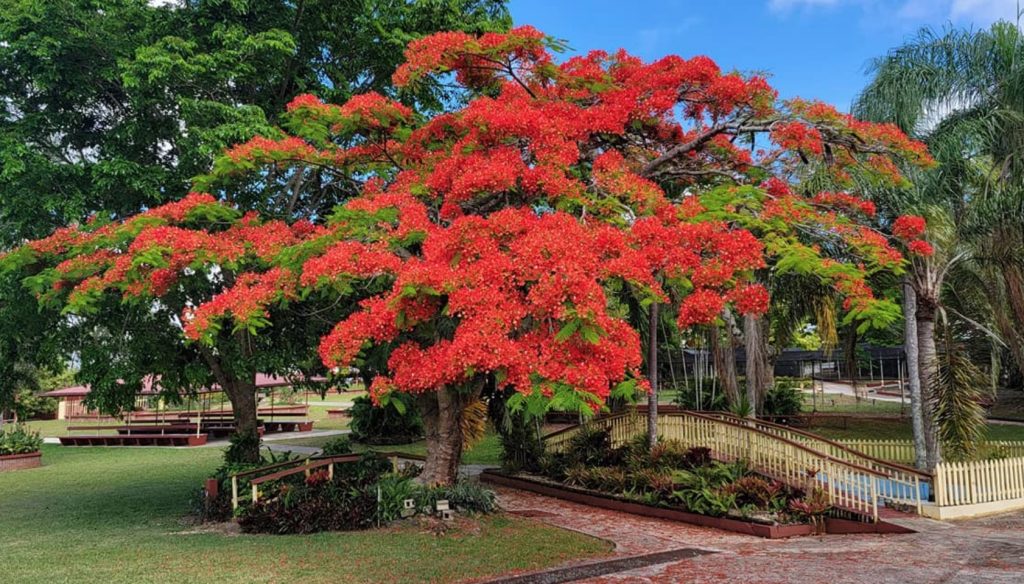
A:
494 486 1024 583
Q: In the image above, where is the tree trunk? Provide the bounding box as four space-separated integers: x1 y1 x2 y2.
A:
916 299 942 470
744 314 771 418
418 385 480 486
200 342 260 464
903 279 928 471
843 324 860 399
647 303 659 447
711 323 740 407
223 378 261 464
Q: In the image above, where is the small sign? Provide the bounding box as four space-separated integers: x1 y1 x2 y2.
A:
435 499 450 511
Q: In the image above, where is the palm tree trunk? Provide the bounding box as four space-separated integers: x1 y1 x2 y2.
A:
647 303 659 447
903 279 928 470
916 297 942 470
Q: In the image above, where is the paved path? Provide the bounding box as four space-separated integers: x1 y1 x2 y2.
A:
492 487 1024 583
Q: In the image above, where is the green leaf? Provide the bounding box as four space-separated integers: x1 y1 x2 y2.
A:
554 319 579 342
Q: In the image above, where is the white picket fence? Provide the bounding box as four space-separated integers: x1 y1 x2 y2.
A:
933 457 1024 506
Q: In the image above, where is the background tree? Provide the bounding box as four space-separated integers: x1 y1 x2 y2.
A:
0 0 510 447
0 0 510 243
855 20 1024 466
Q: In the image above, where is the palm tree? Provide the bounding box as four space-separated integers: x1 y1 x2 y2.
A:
855 21 1024 468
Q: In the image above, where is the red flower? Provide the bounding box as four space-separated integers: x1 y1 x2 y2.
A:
908 240 934 257
892 215 927 240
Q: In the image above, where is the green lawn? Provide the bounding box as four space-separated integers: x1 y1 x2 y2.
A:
23 418 72 437
801 392 908 415
810 419 1024 442
0 446 609 583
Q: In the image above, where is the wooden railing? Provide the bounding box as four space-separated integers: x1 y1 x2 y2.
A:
697 412 931 510
543 411 933 520
933 457 1024 507
230 454 364 510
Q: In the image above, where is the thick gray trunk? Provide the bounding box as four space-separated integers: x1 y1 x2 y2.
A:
744 314 771 418
418 386 478 486
223 379 261 463
903 279 927 470
916 303 942 470
647 303 659 448
711 323 740 407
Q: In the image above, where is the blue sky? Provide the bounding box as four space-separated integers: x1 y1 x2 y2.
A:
508 0 1020 110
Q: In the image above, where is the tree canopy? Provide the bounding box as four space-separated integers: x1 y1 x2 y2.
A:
0 0 511 244
3 26 933 478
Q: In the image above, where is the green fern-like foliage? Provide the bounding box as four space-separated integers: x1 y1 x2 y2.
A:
931 338 987 461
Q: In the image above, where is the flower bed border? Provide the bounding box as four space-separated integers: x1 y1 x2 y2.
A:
0 451 42 472
480 470 913 539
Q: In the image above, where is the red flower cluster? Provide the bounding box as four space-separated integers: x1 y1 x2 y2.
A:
892 215 927 240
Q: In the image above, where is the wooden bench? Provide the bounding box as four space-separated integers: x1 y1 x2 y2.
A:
326 409 351 420
115 424 198 435
263 419 314 433
58 434 208 447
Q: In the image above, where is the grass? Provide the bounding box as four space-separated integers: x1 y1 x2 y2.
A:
0 445 609 584
809 419 1024 442
800 392 907 415
23 418 72 437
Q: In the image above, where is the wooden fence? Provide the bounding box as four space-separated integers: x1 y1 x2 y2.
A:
934 457 1024 507
543 411 934 520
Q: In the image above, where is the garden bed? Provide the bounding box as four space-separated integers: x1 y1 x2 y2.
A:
482 471 913 538
0 451 42 472
481 470 815 539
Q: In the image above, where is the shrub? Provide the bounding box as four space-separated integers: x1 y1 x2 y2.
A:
224 429 262 464
681 446 712 469
374 474 420 522
564 426 613 467
321 435 353 455
668 461 748 516
238 480 379 534
724 476 790 512
13 389 57 420
421 479 498 514
788 487 832 521
0 424 42 455
237 454 391 534
669 379 729 411
763 379 804 417
489 394 544 473
349 395 424 445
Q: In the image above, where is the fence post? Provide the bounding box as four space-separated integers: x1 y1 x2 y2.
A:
252 483 259 504
232 476 239 510
870 475 878 522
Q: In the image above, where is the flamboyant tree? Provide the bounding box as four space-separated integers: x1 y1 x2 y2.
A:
4 27 932 481
0 194 337 463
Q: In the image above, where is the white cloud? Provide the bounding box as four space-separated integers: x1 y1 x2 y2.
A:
949 0 1020 23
